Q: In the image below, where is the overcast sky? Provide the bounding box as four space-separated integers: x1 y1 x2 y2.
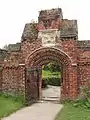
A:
0 0 90 48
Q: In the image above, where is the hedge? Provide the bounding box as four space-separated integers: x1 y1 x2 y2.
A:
42 77 62 88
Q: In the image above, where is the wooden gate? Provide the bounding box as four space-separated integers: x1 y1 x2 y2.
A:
25 67 41 104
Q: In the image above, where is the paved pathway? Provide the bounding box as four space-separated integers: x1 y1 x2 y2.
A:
42 85 60 101
2 102 63 120
2 86 63 120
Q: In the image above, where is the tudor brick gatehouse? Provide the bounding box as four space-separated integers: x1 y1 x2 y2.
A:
0 8 90 102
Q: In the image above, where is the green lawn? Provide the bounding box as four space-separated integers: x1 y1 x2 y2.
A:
0 94 24 118
42 70 60 78
55 103 90 120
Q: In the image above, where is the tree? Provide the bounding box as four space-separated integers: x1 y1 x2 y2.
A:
3 44 8 50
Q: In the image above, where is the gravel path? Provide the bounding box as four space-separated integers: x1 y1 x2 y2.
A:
2 102 63 120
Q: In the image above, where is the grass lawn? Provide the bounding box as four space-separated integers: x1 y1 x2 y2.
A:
42 70 60 78
55 103 90 120
0 94 24 118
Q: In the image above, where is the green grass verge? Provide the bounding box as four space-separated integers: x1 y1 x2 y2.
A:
55 103 90 120
0 93 25 118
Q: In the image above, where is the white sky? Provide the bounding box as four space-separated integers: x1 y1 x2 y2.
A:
0 0 90 48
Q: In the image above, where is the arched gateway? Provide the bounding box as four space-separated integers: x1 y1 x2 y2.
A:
25 47 77 102
1 8 90 104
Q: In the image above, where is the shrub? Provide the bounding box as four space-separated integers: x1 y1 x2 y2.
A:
48 77 61 86
42 79 48 88
42 77 62 88
43 62 61 72
48 63 60 72
73 80 90 109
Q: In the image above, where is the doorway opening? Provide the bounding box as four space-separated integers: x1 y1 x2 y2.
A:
41 62 63 102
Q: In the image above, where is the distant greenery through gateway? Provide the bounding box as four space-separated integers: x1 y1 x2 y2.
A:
42 62 62 87
0 93 24 118
42 70 60 78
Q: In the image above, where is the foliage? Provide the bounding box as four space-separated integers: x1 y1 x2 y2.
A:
42 69 61 88
73 98 90 109
42 70 60 78
48 62 60 72
42 62 62 88
48 77 61 86
73 80 90 109
3 44 8 50
43 62 61 72
42 77 61 88
0 93 24 118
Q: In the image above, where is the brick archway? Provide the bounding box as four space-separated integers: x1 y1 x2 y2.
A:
26 47 72 66
25 47 78 102
1 8 90 104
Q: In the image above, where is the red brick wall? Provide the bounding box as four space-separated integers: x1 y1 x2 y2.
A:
2 36 90 100
2 65 25 95
62 39 77 63
2 35 90 100
21 39 42 61
78 65 90 86
77 49 90 92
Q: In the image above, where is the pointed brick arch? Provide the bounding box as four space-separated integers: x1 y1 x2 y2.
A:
25 47 78 101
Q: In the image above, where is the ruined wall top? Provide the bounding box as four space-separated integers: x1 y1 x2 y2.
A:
77 40 90 50
60 19 78 39
38 8 63 20
21 23 38 41
7 43 21 52
21 8 78 41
